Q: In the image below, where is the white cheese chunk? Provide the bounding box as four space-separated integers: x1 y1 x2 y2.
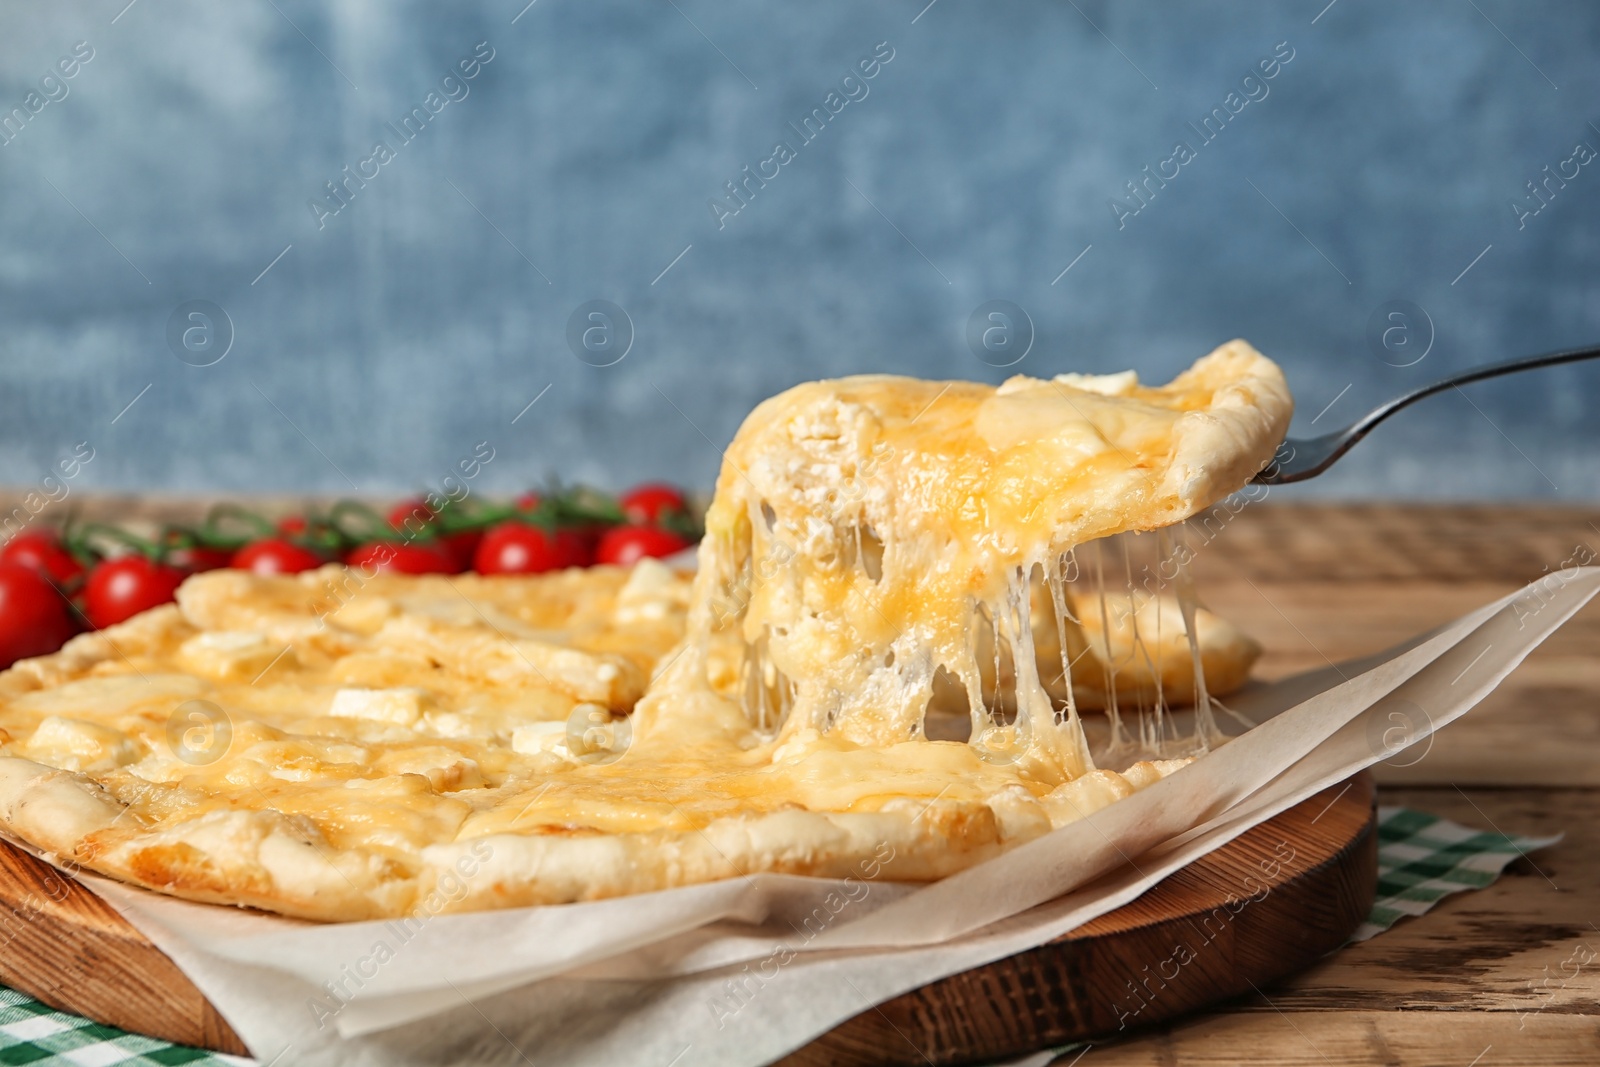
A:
25 716 140 771
614 558 690 624
328 687 428 726
510 720 571 757
177 631 288 682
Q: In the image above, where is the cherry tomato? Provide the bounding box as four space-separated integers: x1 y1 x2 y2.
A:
571 522 607 560
0 562 76 667
387 499 437 537
473 522 589 575
514 491 542 513
277 515 309 536
440 528 484 569
232 538 325 576
165 543 234 573
595 525 691 567
84 555 186 629
0 530 85 586
555 528 594 568
159 527 233 573
619 483 688 526
346 541 457 575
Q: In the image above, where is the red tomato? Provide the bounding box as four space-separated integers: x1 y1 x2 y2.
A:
277 515 309 536
473 522 588 575
84 556 186 629
440 528 484 569
0 562 76 667
232 539 325 575
619 483 688 526
0 530 84 586
595 525 691 567
570 523 606 560
166 543 234 573
346 541 457 575
388 499 437 537
555 528 594 568
514 491 542 513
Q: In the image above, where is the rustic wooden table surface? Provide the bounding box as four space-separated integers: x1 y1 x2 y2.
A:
1100 502 1600 1067
9 497 1600 1064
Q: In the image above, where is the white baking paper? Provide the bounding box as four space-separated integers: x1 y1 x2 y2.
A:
52 567 1600 1066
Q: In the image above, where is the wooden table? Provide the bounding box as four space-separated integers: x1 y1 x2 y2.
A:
1116 503 1600 1067
7 498 1600 1063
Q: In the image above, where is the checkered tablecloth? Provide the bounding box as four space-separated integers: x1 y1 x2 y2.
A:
0 985 252 1065
0 807 1559 1067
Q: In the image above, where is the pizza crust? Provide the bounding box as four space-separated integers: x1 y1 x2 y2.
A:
0 746 1185 920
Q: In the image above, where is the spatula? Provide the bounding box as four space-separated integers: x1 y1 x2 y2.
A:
1253 342 1600 485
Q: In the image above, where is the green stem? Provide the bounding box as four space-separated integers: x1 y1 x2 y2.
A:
328 500 395 544
73 522 159 559
202 503 275 545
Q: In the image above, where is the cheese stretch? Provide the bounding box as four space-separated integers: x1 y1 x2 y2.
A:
0 341 1292 919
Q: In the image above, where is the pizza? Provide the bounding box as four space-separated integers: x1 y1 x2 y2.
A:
0 341 1291 920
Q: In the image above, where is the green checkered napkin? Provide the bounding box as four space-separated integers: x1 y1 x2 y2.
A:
0 807 1560 1067
1355 805 1560 942
0 984 249 1065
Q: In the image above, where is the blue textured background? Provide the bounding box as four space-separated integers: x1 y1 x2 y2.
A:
2 0 1597 500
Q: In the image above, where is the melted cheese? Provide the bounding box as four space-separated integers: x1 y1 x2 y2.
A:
0 564 687 854
661 340 1289 766
0 341 1291 919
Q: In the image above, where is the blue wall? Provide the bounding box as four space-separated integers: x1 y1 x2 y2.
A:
2 0 1598 500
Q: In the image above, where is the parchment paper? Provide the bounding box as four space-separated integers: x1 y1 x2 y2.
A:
50 567 1600 1065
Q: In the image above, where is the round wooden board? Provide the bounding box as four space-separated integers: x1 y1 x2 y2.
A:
0 774 1374 1064
782 773 1378 1066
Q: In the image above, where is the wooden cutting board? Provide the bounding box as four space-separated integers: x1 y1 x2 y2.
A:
0 773 1375 1064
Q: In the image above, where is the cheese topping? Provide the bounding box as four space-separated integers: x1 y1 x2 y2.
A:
0 341 1291 919
665 340 1289 763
